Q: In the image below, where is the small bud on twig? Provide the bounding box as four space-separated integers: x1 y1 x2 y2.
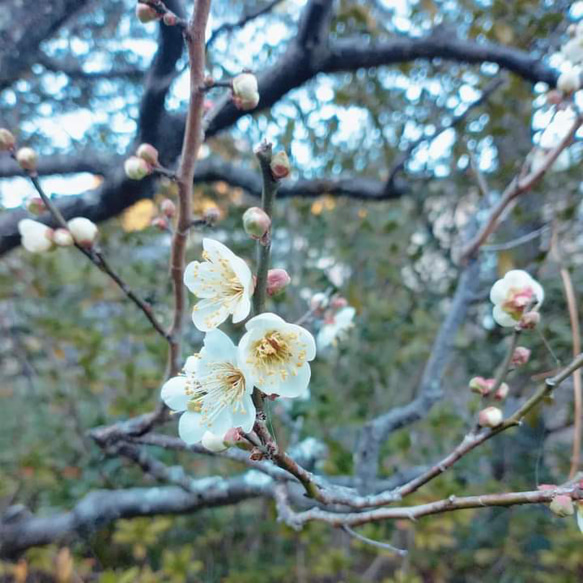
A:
163 12 177 26
549 495 575 517
136 143 159 166
52 228 74 247
243 206 271 239
266 269 291 296
124 156 151 180
160 199 176 218
67 217 98 247
0 128 16 151
136 3 159 23
26 196 46 216
511 346 531 367
151 217 169 231
469 376 494 397
203 206 221 224
232 73 260 111
519 311 540 330
493 382 509 401
16 147 37 171
478 406 504 428
270 151 291 180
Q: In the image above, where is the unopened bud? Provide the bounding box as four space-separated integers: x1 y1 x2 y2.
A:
163 12 177 26
160 198 176 218
270 151 291 180
136 143 159 166
310 292 329 312
493 382 509 401
67 217 98 247
16 147 37 171
549 495 575 517
124 156 151 180
469 376 494 396
0 128 16 151
232 73 260 111
478 406 504 428
243 206 270 239
201 431 228 453
26 196 46 216
52 228 74 247
151 217 169 231
511 346 531 367
546 90 562 106
557 70 580 95
519 311 540 330
223 428 243 444
203 206 221 224
136 3 159 23
331 296 348 310
266 269 291 296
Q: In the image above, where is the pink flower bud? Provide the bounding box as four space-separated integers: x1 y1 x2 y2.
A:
136 143 159 166
124 156 151 180
52 228 74 247
223 428 243 444
160 198 176 218
331 296 348 310
469 377 494 396
519 311 541 330
232 73 260 110
26 196 46 216
511 346 531 367
203 206 221 224
136 3 159 23
67 217 98 247
478 406 504 428
163 12 177 26
493 382 509 401
266 269 291 296
243 206 271 239
151 217 169 231
549 495 575 517
16 147 37 171
270 151 291 180
546 90 562 106
201 431 228 453
0 128 16 151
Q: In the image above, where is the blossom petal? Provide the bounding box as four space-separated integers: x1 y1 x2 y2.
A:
202 329 237 362
192 298 231 331
504 270 533 288
489 278 509 305
202 406 233 436
230 394 256 433
161 376 189 411
288 323 317 361
178 411 207 444
183 355 200 374
184 261 225 298
493 305 518 327
531 280 544 306
232 294 251 323
245 312 285 332
264 362 311 398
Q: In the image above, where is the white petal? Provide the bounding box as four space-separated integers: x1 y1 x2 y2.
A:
317 325 336 350
531 280 544 306
161 376 189 411
203 329 237 362
489 278 509 305
288 323 317 361
493 305 518 327
336 307 356 327
232 294 251 323
264 362 311 398
504 270 533 288
192 298 231 331
184 261 225 298
230 394 256 433
178 411 206 444
245 312 285 332
577 505 583 533
183 355 200 374
203 406 233 436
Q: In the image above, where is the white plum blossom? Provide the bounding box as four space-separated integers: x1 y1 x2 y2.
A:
489 270 544 327
18 219 53 253
239 313 316 398
563 36 583 64
557 70 581 94
316 306 356 350
184 238 253 331
161 329 255 445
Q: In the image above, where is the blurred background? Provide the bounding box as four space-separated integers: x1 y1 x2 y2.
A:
1 0 583 581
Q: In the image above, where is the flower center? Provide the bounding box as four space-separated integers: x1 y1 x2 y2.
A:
253 331 293 367
502 286 534 319
202 250 244 300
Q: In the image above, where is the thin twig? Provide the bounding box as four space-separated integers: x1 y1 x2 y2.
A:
461 114 583 261
481 225 549 252
342 525 408 556
488 327 521 397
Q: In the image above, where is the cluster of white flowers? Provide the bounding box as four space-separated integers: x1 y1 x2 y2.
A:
489 269 543 328
557 24 583 94
310 293 356 351
18 217 99 253
162 238 316 449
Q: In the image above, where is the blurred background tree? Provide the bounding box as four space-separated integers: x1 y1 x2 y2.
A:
1 0 583 581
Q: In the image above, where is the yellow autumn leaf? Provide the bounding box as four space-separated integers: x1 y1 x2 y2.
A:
120 199 157 232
